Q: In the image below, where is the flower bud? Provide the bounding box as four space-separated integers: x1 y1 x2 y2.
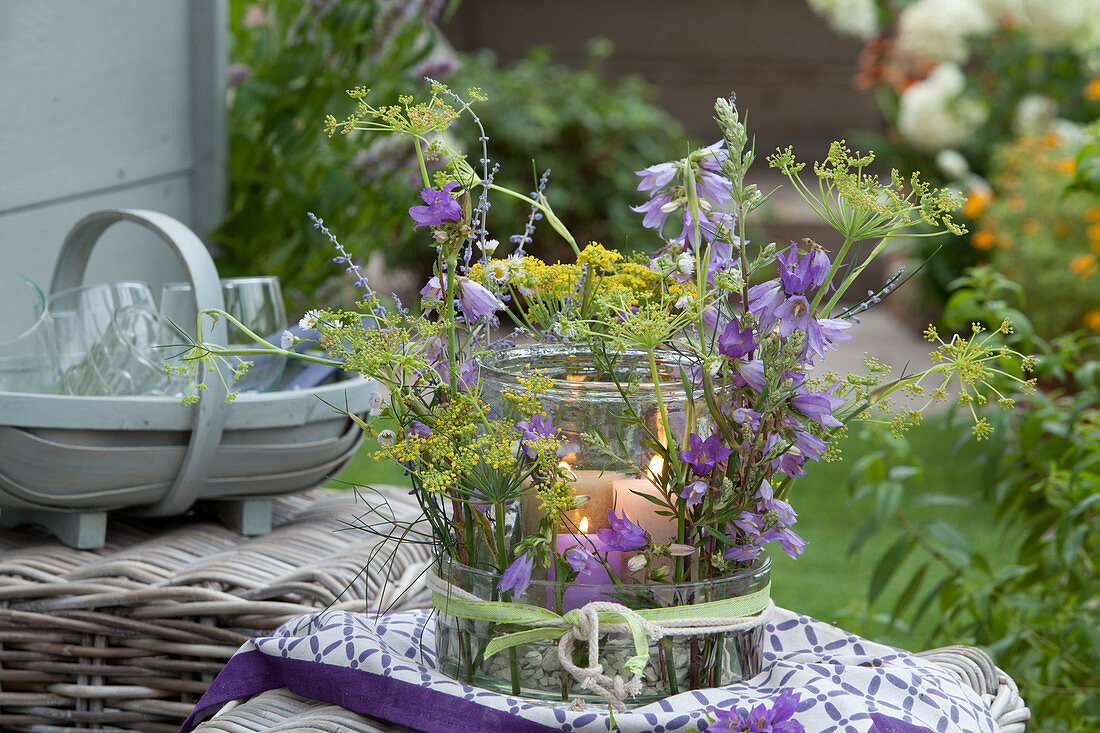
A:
627 554 648 572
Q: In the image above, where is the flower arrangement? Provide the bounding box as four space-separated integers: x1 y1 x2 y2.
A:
176 82 1035 708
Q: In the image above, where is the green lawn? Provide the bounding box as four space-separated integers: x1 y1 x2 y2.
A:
330 415 1001 653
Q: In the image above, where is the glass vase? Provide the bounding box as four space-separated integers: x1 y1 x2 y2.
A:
433 552 770 705
479 344 704 539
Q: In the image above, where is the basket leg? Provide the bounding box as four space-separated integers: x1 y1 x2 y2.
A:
204 498 273 536
0 509 107 549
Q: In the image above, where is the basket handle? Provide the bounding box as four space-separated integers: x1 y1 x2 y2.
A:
50 208 228 517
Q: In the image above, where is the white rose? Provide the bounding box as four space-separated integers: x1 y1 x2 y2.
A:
1013 94 1058 136
807 0 879 40
897 63 989 153
897 0 993 63
1020 0 1100 55
935 149 972 182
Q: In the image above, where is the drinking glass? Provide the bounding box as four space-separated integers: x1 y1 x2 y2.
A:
48 281 158 373
58 305 169 396
0 271 59 393
159 276 287 392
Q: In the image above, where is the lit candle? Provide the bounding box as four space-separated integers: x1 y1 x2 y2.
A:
550 516 623 612
521 465 625 535
562 468 623 532
613 456 678 545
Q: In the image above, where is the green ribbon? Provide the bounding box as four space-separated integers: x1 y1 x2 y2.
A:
432 583 771 679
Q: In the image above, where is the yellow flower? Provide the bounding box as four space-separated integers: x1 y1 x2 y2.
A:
1085 310 1100 330
1088 223 1100 242
1069 253 1098 278
1086 77 1100 102
971 230 995 250
1086 206 1100 223
1053 158 1076 176
963 189 993 219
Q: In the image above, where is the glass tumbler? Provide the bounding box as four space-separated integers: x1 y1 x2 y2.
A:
48 281 158 373
58 305 169 396
0 271 59 393
159 276 287 392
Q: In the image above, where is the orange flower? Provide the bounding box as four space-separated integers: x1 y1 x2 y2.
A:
1042 133 1061 148
971 230 996 250
1070 253 1098 277
1085 310 1100 330
1086 77 1100 102
1021 219 1039 235
1054 158 1076 176
1087 206 1100 223
963 189 993 219
1088 223 1100 242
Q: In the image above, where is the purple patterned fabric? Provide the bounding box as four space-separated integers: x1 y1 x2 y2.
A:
181 608 996 733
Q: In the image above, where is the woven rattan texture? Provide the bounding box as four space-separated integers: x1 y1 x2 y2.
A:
0 488 431 733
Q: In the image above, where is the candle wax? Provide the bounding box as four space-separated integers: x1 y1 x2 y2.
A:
549 531 623 612
613 477 678 546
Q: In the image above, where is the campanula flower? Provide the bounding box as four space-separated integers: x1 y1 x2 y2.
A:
708 689 804 732
498 553 534 596
564 546 601 576
791 386 845 428
679 433 735 475
420 275 503 322
516 413 556 459
718 320 758 360
596 510 647 551
409 182 462 228
680 479 708 508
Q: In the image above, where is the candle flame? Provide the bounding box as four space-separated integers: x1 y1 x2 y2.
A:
647 455 664 481
579 516 589 533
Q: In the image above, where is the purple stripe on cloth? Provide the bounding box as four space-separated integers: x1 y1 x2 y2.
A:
870 712 936 733
178 650 560 733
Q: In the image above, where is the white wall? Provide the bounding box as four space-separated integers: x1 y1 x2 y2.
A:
0 0 225 297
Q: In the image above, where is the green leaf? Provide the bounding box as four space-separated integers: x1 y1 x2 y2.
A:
891 562 928 623
869 536 913 605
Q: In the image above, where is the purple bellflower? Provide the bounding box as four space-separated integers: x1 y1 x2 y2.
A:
790 385 844 429
596 510 647 551
409 182 462 228
679 433 735 475
718 320 758 360
564 546 601 576
516 413 556 459
420 275 503 323
498 553 534 596
708 689 804 733
680 480 708 508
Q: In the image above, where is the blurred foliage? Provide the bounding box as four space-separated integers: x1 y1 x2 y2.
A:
442 44 691 269
847 278 1099 731
955 128 1100 339
218 3 689 309
216 0 446 312
839 4 1100 310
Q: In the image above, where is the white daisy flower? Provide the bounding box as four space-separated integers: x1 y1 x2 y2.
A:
298 309 322 331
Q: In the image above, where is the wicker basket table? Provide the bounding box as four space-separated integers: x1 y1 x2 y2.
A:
0 487 431 733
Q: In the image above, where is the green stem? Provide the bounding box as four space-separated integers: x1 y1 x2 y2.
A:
495 503 521 695
820 235 895 315
808 236 852 314
412 137 432 188
487 183 578 253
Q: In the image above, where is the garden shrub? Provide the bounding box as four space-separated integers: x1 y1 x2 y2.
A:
216 0 447 310
847 289 1099 731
